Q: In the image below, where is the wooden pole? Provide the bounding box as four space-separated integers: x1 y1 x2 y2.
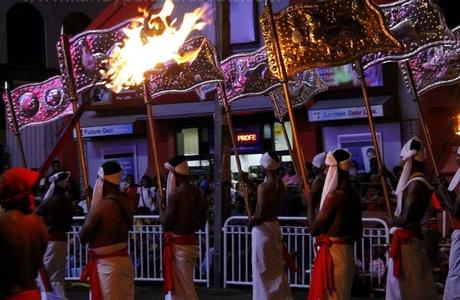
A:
142 80 164 199
265 0 310 195
3 82 27 168
354 60 393 219
219 83 253 220
59 30 91 210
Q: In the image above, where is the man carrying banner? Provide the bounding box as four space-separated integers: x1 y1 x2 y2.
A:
246 152 293 300
36 171 74 300
443 146 460 300
385 137 438 300
307 149 362 300
158 156 207 300
79 161 134 300
0 168 48 300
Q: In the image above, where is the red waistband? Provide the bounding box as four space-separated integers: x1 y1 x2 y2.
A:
5 289 40 300
80 246 129 300
164 232 197 245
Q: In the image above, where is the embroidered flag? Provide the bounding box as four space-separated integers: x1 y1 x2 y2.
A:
259 0 403 79
2 76 72 132
362 0 457 69
400 26 460 95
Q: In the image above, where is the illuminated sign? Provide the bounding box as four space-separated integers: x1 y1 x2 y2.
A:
233 125 261 154
308 105 384 122
237 133 258 143
73 124 134 138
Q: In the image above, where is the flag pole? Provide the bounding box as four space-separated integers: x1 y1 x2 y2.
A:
142 79 164 199
59 28 91 210
354 60 393 219
264 0 310 195
271 96 301 185
3 82 28 168
404 61 454 231
219 83 253 221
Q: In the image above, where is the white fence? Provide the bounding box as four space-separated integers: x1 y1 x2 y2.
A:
65 216 210 286
65 216 389 291
222 216 389 291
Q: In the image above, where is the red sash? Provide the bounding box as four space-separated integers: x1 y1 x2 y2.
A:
5 290 40 300
162 232 197 295
80 246 129 300
39 264 52 292
308 234 350 300
390 228 422 278
453 217 460 230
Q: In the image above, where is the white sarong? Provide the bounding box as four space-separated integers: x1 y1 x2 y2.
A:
40 241 68 300
444 229 460 300
385 237 437 300
252 221 293 300
92 243 134 300
324 241 355 300
165 244 199 300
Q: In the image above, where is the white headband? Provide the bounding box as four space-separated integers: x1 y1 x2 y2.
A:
312 152 326 169
260 152 280 171
395 137 425 216
319 150 351 210
164 160 189 206
43 171 71 200
91 166 122 205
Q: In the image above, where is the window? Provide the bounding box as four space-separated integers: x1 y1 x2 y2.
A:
230 1 259 50
274 122 292 151
7 3 45 67
176 128 199 156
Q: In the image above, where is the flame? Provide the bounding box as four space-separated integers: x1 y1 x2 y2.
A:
103 0 210 93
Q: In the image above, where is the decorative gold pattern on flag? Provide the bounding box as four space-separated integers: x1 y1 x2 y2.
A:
400 26 460 96
2 76 71 132
269 70 327 120
145 36 224 99
362 0 457 69
260 0 403 78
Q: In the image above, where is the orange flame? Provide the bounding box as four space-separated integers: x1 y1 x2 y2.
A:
103 0 210 93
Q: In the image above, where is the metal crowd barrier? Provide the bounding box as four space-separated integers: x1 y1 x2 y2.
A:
65 216 210 287
222 216 389 291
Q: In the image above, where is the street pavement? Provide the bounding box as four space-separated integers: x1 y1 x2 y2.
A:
66 282 385 299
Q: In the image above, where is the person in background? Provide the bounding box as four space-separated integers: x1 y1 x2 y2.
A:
282 162 299 187
0 168 48 300
35 171 74 300
121 175 139 209
137 175 157 214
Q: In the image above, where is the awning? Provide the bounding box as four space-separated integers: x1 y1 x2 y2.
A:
308 95 393 122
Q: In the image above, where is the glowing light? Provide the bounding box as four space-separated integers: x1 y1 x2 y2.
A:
103 0 210 93
453 113 460 135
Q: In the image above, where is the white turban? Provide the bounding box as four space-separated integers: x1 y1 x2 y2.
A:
260 152 280 171
448 146 460 192
312 152 326 169
395 137 425 216
319 149 352 210
164 157 189 206
92 161 122 205
43 171 71 200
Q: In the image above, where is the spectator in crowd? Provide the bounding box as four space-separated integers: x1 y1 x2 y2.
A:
137 175 157 215
121 175 139 209
282 162 299 187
